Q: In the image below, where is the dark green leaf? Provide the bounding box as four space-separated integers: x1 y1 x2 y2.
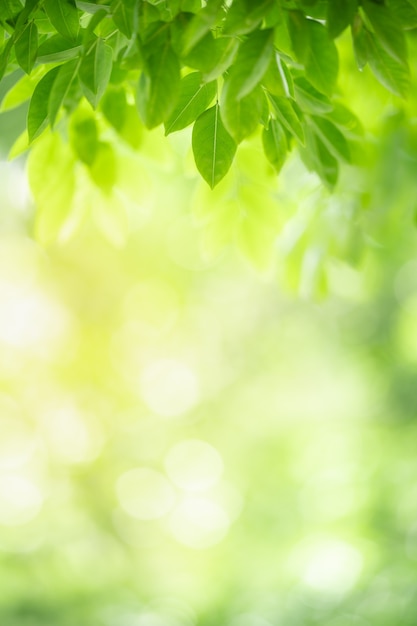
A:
44 0 80 43
79 37 113 108
136 42 180 128
363 0 407 65
287 10 310 62
262 119 287 173
27 66 60 141
0 35 15 82
305 20 338 96
0 0 22 23
192 104 237 188
202 37 239 82
37 34 82 63
388 0 417 29
268 93 305 145
327 0 357 38
228 28 274 100
165 72 216 135
366 30 409 96
48 57 80 126
15 21 38 74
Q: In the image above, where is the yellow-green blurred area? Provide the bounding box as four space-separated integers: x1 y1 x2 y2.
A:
2 31 417 626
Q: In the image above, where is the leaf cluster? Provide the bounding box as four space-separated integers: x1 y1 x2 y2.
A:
0 0 414 190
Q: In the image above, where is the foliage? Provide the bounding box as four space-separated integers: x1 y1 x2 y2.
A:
0 0 414 193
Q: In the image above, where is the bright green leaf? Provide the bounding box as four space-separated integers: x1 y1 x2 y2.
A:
308 115 351 163
268 93 305 145
165 72 216 135
262 119 288 173
192 104 237 188
294 76 333 114
111 0 138 38
351 13 368 70
305 20 338 96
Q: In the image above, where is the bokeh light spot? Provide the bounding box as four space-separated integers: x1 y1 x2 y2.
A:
140 359 199 418
116 468 176 520
165 439 223 492
168 496 230 549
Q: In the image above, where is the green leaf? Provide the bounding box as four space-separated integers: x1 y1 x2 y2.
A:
101 86 127 132
89 141 117 193
28 131 76 243
48 58 80 126
136 42 180 129
15 21 38 74
79 37 113 109
268 93 305 145
301 124 338 188
305 20 338 96
181 0 223 55
262 54 294 98
111 0 139 38
351 13 368 70
327 0 357 38
0 36 15 82
37 34 82 64
287 10 311 62
227 29 274 100
0 0 23 23
220 81 266 144
262 119 288 173
192 104 237 188
165 72 216 135
44 0 80 43
223 0 274 36
70 111 98 165
294 76 333 114
27 66 60 142
388 0 417 30
366 30 409 96
363 0 407 64
202 38 239 82
308 115 351 163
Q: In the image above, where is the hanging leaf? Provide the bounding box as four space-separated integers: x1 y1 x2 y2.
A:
223 0 274 36
305 20 338 96
111 0 139 38
70 112 99 165
27 66 60 142
136 41 180 129
366 30 409 96
192 104 237 188
44 0 80 43
327 0 357 38
48 57 80 126
15 21 38 74
202 37 239 82
351 13 368 70
227 28 274 100
268 93 305 145
294 76 333 114
262 55 294 98
220 81 266 144
79 37 113 109
181 0 223 55
363 0 407 65
308 115 351 163
262 119 288 173
165 72 216 135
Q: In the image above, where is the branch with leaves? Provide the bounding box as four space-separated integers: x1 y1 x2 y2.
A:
0 0 413 193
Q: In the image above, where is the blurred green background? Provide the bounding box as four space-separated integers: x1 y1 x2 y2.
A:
1 30 417 626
